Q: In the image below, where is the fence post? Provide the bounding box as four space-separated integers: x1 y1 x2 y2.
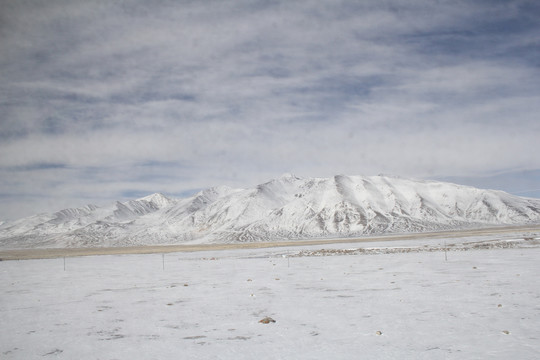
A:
287 250 290 268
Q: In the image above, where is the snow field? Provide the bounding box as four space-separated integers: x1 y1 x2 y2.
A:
1 243 539 359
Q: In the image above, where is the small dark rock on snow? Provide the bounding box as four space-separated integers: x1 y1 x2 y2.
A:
259 317 276 324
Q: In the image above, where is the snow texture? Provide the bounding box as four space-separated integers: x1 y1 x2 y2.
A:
1 174 540 249
1 233 539 359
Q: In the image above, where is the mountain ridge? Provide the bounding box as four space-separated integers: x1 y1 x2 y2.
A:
1 174 539 249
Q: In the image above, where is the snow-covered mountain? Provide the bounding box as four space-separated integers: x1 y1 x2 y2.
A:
1 174 540 249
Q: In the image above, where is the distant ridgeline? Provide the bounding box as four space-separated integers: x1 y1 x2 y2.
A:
1 174 540 249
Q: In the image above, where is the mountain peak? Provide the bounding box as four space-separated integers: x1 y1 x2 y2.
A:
136 193 174 208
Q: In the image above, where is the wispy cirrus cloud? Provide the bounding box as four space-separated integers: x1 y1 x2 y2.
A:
1 0 539 219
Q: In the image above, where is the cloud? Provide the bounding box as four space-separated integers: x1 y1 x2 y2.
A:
1 0 539 219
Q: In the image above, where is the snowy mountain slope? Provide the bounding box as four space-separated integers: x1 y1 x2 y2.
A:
0 193 176 248
1 174 540 249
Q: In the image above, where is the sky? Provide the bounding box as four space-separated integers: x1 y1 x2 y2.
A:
1 0 540 220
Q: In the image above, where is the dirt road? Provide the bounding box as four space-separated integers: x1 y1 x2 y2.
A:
1 224 538 260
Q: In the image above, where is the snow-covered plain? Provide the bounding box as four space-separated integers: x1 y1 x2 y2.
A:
1 234 540 359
